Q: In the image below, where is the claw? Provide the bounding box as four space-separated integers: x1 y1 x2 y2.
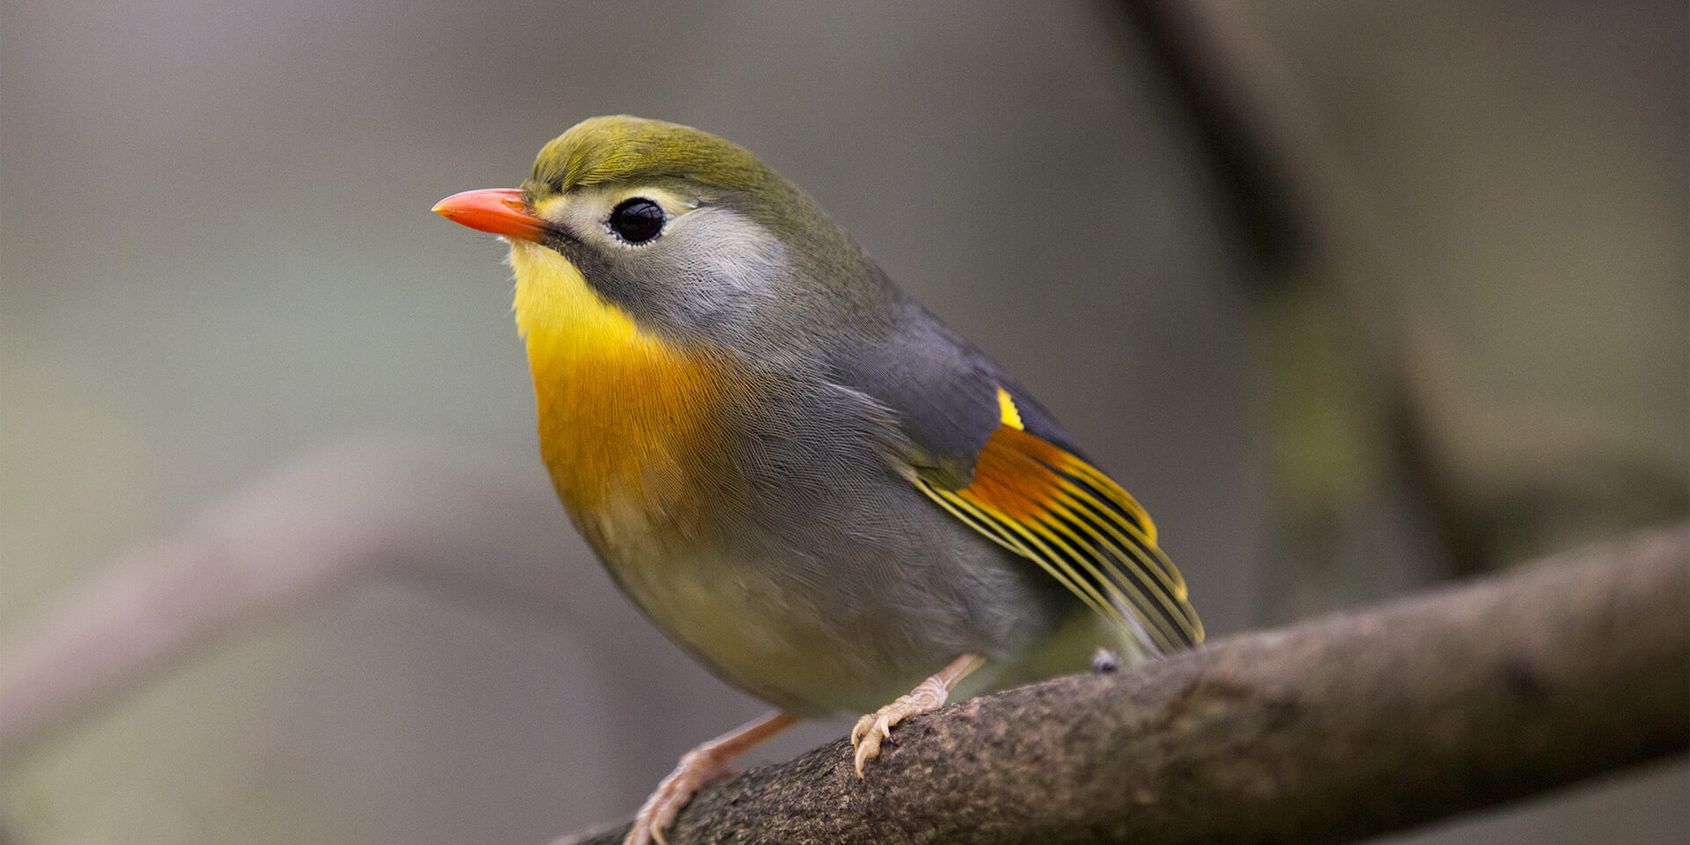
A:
623 712 797 845
625 749 713 845
850 698 922 776
847 654 985 780
849 701 916 777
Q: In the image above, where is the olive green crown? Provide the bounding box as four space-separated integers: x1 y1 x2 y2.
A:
528 116 778 196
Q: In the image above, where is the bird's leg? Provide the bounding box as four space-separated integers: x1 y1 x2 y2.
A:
625 710 798 845
850 652 985 776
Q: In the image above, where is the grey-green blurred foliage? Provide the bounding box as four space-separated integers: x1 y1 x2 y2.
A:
1243 2 1687 609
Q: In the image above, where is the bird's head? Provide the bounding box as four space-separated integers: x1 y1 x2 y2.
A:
435 116 884 355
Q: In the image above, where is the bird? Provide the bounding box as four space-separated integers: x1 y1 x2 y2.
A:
433 115 1202 845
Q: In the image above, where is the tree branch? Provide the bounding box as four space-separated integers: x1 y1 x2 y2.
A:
558 524 1689 845
0 437 622 757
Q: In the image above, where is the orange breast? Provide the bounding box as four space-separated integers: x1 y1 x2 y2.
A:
529 338 736 526
512 254 751 560
507 241 753 555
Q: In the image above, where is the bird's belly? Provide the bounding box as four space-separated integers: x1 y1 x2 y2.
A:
581 490 1111 717
581 494 987 715
593 521 890 713
522 331 902 711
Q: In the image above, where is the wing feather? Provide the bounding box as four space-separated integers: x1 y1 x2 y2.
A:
913 388 1204 654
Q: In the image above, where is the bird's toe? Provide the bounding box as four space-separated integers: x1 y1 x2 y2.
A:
625 748 722 845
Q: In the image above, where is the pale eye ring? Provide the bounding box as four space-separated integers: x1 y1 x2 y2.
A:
608 197 664 244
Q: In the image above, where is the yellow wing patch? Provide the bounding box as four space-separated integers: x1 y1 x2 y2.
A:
996 386 1025 430
915 390 1203 654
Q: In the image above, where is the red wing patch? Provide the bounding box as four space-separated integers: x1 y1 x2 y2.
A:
914 390 1203 654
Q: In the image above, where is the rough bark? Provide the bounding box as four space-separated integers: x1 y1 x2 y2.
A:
559 524 1689 845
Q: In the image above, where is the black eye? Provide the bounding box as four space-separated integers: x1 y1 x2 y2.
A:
608 197 664 244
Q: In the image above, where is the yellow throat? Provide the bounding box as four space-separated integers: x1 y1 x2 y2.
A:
508 241 738 535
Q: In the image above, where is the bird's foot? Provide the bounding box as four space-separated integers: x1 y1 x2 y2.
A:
624 746 727 845
850 683 946 776
849 652 986 777
623 711 796 845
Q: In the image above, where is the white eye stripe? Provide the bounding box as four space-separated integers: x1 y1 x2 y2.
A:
534 186 695 218
607 187 696 216
536 186 707 251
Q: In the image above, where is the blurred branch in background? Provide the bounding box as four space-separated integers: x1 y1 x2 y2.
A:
0 437 626 757
561 524 1689 845
1110 0 1312 279
1112 0 1689 617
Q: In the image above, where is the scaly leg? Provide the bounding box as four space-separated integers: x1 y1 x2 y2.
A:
850 652 985 777
625 710 798 845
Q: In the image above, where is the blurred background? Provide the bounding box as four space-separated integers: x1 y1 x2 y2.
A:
1 1 1683 843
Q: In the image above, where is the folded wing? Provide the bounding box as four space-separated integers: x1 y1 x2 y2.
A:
912 387 1204 655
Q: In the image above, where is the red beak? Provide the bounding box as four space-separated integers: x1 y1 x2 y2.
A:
431 188 548 242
